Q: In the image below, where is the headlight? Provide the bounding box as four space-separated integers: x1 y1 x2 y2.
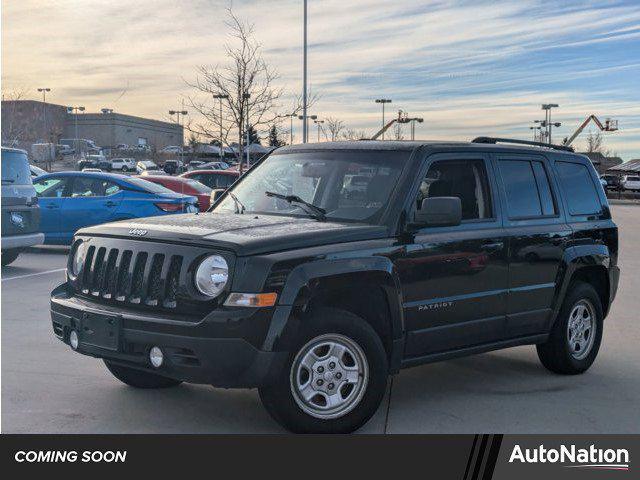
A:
195 255 228 297
71 241 86 276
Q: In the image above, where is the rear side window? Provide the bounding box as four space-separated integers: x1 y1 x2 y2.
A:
555 161 601 215
499 160 556 218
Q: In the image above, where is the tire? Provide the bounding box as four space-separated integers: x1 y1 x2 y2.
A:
104 360 182 389
121 166 128 172
537 281 603 375
259 308 388 433
1 249 22 266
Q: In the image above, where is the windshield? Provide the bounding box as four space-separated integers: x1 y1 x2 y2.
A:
126 177 175 194
2 150 32 185
213 151 408 222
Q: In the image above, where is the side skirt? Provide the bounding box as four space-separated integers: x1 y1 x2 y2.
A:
400 333 548 369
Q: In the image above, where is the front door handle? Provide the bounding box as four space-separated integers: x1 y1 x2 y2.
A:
45 204 58 209
482 241 504 252
104 201 117 207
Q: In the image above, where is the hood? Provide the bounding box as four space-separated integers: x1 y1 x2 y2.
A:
77 212 388 256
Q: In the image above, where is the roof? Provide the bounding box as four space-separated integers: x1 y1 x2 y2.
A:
608 158 640 173
1 146 28 155
275 139 583 155
181 169 239 176
36 171 132 181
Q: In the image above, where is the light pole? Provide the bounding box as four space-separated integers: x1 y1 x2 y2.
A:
409 117 423 140
375 99 392 140
38 88 51 142
67 106 85 158
313 119 325 142
541 104 559 144
243 92 251 172
302 0 308 143
213 93 229 160
289 113 296 144
169 109 188 167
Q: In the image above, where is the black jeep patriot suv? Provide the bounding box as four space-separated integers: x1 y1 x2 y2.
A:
51 138 619 433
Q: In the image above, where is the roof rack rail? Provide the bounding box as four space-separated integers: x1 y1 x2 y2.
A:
471 137 574 152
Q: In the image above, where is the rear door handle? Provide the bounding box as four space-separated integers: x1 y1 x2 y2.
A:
104 201 117 207
45 204 58 209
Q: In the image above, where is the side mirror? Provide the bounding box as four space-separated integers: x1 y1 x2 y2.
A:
414 197 462 227
211 188 226 202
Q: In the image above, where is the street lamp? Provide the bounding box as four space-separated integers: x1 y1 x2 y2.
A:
67 106 85 158
541 104 559 144
243 92 251 172
169 109 188 166
38 88 51 142
375 99 392 140
302 0 308 143
409 117 423 141
213 93 229 159
313 119 325 142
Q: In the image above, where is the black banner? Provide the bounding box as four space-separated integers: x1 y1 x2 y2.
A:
1 434 637 478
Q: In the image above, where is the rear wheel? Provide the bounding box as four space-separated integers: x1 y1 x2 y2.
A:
537 282 603 374
259 308 388 433
121 166 129 172
104 360 182 389
1 249 22 266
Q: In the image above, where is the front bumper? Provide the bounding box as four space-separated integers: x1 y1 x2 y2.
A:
50 283 288 388
1 232 44 250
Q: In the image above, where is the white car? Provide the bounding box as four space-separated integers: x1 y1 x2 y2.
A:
136 160 159 174
622 175 640 192
110 158 136 172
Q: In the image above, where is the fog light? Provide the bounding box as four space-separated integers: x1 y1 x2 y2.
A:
69 330 79 350
149 346 164 368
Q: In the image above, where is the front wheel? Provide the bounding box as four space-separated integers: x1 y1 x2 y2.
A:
104 360 182 389
537 282 603 375
259 308 388 433
121 166 129 172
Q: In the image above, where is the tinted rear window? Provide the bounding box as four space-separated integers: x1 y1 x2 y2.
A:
555 161 601 215
2 150 32 185
499 160 542 218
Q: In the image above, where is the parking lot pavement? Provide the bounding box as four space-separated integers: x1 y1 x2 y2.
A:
1 204 638 434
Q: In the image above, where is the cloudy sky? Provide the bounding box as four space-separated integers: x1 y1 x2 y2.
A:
3 0 640 158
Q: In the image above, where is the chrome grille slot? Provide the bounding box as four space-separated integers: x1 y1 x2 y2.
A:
145 254 165 306
129 252 148 304
90 247 107 296
81 245 96 293
163 255 183 308
102 249 119 299
115 250 133 301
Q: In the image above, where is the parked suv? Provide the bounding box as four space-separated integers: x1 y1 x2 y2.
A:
50 138 619 433
2 147 44 265
622 175 640 192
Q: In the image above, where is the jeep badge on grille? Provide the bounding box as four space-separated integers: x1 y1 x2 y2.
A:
129 228 148 236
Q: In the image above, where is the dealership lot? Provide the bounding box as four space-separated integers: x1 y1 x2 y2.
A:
2 204 639 434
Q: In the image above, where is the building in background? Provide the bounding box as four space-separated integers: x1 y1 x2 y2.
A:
1 100 182 153
579 152 623 175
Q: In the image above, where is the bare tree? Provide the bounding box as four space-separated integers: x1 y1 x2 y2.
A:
325 117 345 142
186 10 311 171
1 88 30 147
342 128 369 141
586 130 612 157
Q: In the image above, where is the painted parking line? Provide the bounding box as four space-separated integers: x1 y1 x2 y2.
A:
1 268 67 282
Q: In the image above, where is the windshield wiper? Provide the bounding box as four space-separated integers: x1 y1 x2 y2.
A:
265 191 326 221
228 191 246 214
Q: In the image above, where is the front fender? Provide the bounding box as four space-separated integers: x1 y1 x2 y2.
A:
262 256 404 356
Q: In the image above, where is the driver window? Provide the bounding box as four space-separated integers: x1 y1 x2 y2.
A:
417 160 492 221
70 177 105 197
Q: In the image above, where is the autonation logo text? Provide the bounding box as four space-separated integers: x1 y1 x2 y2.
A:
509 444 630 471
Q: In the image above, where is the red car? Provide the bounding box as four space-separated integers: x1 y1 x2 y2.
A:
180 169 240 190
137 175 212 212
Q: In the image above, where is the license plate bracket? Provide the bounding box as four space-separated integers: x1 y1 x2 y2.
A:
79 312 121 351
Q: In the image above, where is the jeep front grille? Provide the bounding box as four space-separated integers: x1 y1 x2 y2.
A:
78 244 184 309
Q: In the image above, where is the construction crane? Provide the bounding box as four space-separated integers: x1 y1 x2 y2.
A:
370 110 423 140
562 115 618 146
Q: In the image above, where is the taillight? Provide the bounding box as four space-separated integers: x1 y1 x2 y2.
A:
154 202 184 212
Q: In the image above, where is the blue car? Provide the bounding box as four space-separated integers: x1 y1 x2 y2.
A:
33 172 198 245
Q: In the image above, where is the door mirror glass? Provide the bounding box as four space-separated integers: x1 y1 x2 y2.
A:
414 197 462 227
